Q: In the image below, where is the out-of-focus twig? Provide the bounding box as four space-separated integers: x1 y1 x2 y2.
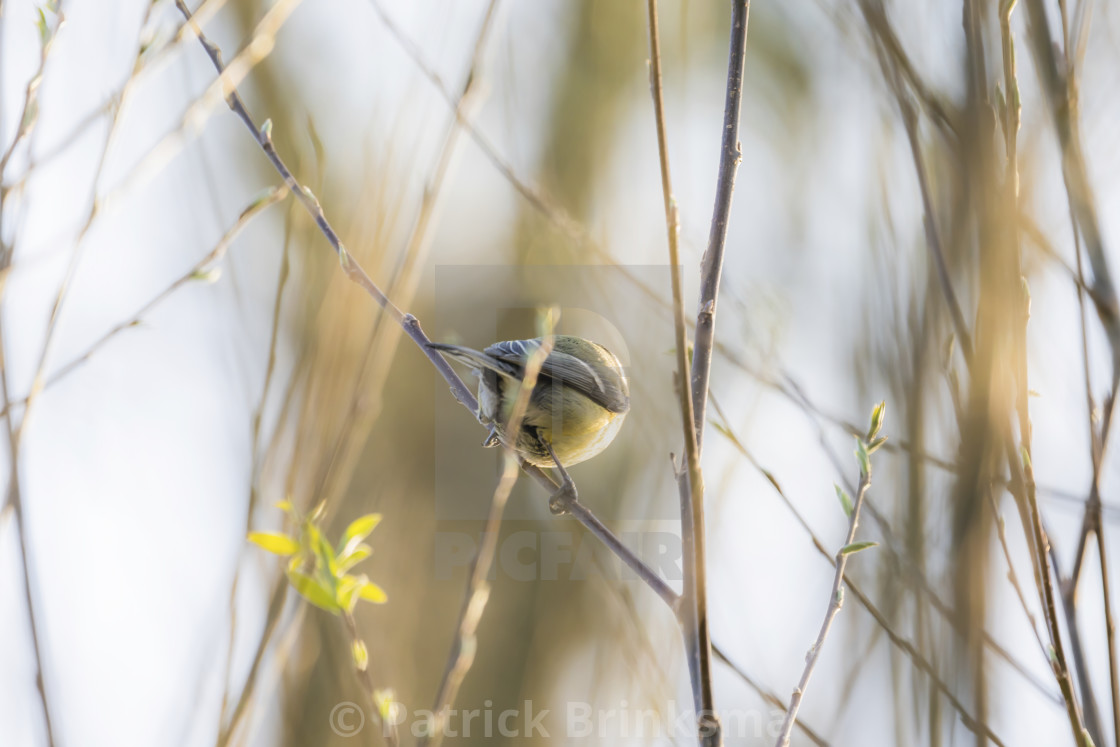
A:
862 0 972 364
174 0 676 637
314 0 503 517
1028 1 1120 740
645 1 718 742
421 313 555 747
0 5 69 743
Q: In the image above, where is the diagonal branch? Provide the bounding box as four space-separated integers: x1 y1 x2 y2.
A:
173 0 674 647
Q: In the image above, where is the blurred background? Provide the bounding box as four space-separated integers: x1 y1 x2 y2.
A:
1 0 1119 744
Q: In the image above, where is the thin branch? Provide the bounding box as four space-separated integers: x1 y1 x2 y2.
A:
0 325 57 747
775 459 873 747
1038 0 1120 735
422 314 555 747
710 394 1060 708
4 188 286 420
0 6 68 743
217 196 295 732
341 611 400 747
173 0 677 662
645 1 718 743
987 488 1049 658
312 0 502 519
863 0 973 363
712 645 831 747
690 0 749 452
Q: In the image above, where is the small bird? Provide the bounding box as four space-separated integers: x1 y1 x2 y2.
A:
429 335 630 480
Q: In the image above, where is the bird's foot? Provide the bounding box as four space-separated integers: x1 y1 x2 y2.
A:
548 481 578 516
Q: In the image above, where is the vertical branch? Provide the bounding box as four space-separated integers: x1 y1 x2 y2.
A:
774 465 874 747
690 0 749 452
1031 0 1120 738
644 1 718 743
341 611 400 747
421 312 556 747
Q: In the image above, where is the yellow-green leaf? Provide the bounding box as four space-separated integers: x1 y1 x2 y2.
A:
351 639 369 671
867 400 886 440
288 570 340 614
338 544 372 574
341 514 382 549
840 540 878 556
337 574 368 612
248 532 300 556
360 581 388 604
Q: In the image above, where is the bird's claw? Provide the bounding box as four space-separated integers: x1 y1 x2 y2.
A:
548 483 577 516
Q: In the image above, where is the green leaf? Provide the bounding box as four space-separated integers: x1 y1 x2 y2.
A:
351 639 369 671
374 689 398 723
287 570 340 614
341 513 382 550
36 7 49 48
835 484 853 518
308 524 339 587
360 581 388 604
248 532 300 556
855 438 871 477
337 574 367 612
338 544 372 574
867 401 886 440
259 118 273 141
840 540 879 556
866 436 888 454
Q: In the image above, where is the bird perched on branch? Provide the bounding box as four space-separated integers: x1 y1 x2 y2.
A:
429 335 630 502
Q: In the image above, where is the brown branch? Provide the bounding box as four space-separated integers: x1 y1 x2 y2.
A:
645 1 718 743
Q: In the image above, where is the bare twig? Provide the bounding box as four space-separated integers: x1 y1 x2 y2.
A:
1033 0 1120 737
690 0 749 452
645 1 718 742
341 611 400 747
712 645 831 747
712 406 1008 744
775 453 873 747
0 5 68 742
0 329 57 747
863 0 973 363
217 196 295 732
422 313 555 747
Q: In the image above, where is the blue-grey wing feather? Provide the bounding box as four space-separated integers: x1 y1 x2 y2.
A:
486 340 629 414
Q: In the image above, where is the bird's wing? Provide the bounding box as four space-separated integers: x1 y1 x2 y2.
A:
486 340 629 414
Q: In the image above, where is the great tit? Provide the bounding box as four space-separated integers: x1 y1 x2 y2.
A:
429 335 630 472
